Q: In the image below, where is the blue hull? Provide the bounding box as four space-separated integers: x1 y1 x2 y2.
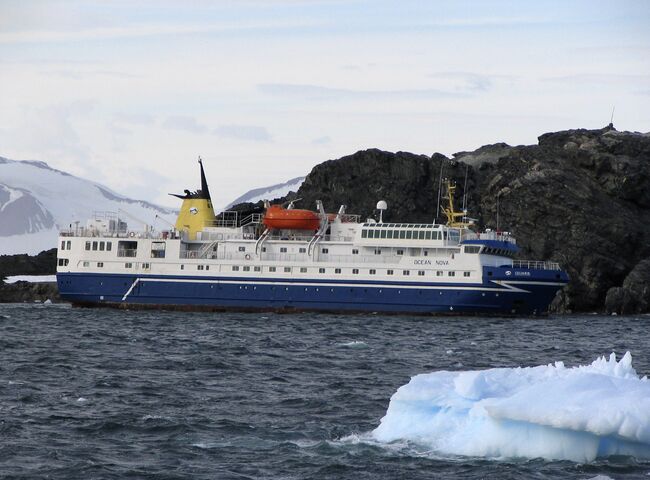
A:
57 267 568 315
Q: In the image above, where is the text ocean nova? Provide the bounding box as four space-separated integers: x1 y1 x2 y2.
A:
56 160 568 314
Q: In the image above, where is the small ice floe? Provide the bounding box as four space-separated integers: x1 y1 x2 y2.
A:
339 340 368 348
76 397 87 403
445 349 453 354
44 299 52 305
372 352 650 463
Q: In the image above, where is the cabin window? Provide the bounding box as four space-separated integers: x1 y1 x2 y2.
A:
387 269 394 275
418 270 425 276
396 249 404 256
464 271 471 277
352 249 359 255
206 265 210 270
362 230 368 238
180 264 184 270
448 271 455 277
284 267 291 273
106 242 112 251
437 271 443 276
465 246 481 254
269 266 276 272
321 248 329 254
243 266 250 272
97 262 103 268
300 267 307 273
335 268 342 274
280 247 287 253
352 269 359 274
262 247 267 252
374 249 381 255
85 241 91 250
369 269 376 275
319 268 325 273
125 262 132 269
142 263 150 269
151 241 166 258
117 240 138 257
238 246 246 252
403 270 410 276
299 248 306 253
83 261 90 267
91 241 97 251
232 266 239 271
423 250 428 256
61 240 65 250
254 266 261 272
198 265 204 270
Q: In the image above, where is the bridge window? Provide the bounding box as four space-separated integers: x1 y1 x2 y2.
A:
362 230 368 238
387 230 393 239
406 231 412 239
419 231 426 240
425 231 432 240
399 231 406 239
380 230 387 239
106 242 112 251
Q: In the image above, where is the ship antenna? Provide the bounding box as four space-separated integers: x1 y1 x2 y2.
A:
462 163 469 215
609 106 615 127
496 192 500 232
435 157 444 224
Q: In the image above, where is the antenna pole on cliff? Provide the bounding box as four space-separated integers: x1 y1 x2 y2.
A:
462 163 469 214
610 106 615 127
496 193 500 232
435 159 444 224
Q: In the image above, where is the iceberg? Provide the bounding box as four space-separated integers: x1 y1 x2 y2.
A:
372 352 650 462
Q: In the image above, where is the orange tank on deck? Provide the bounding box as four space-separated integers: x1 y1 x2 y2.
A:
263 204 321 230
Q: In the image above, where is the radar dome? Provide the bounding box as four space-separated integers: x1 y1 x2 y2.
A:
376 200 388 210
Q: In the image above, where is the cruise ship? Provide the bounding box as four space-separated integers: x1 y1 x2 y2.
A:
56 160 568 314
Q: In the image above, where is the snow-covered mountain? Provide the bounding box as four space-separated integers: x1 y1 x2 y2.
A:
0 156 176 255
226 176 304 209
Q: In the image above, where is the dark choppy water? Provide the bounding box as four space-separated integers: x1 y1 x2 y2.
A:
1 304 649 479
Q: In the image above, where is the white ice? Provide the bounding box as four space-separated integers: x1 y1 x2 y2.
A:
372 352 650 462
3 275 57 284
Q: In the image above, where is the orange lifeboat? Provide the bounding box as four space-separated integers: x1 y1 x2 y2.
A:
263 204 321 230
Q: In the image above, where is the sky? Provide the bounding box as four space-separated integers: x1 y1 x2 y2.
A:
1 0 649 210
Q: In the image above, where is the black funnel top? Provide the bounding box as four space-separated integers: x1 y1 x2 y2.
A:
170 157 212 200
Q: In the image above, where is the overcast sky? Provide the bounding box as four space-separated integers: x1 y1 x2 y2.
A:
1 0 649 209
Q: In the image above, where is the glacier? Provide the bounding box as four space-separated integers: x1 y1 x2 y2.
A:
372 352 650 462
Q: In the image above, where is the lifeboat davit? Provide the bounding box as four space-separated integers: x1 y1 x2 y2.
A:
263 204 321 230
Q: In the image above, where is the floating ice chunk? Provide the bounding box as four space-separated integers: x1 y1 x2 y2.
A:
372 352 650 462
340 340 368 348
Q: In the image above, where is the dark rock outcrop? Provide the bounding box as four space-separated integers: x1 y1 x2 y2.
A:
605 258 650 314
0 248 59 303
247 125 649 313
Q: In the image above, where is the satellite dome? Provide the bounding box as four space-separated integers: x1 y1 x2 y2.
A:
376 200 388 210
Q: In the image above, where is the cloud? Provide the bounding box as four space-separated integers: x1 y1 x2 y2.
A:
311 136 331 145
258 83 470 101
213 125 272 142
113 113 155 126
542 74 650 85
162 116 207 134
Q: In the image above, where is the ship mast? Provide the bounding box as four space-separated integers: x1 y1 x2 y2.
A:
442 180 473 229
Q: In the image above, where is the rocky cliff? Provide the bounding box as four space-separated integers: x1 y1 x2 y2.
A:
242 125 649 314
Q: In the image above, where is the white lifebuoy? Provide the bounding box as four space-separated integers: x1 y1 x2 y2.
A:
129 231 135 237
245 254 251 260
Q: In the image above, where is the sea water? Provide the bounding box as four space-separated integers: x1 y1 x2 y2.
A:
1 304 649 479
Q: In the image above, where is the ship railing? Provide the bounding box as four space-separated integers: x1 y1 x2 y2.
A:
512 260 561 270
58 228 168 239
240 213 263 226
210 252 402 265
